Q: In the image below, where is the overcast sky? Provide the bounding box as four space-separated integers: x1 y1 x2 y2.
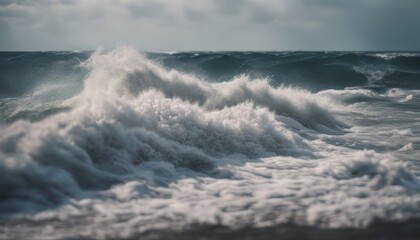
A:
1 0 419 51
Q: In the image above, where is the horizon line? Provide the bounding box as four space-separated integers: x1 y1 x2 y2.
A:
1 49 420 53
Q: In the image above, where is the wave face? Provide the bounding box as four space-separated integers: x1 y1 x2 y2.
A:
1 48 420 239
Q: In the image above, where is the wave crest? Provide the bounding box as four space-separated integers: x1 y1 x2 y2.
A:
84 47 345 133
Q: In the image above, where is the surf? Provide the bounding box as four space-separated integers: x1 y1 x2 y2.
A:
0 47 420 239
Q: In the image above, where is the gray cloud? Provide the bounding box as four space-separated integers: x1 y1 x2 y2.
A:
0 0 419 51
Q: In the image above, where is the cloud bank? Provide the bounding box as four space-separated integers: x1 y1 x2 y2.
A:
0 0 419 51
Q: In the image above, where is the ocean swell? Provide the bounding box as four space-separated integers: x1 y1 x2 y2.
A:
0 48 420 238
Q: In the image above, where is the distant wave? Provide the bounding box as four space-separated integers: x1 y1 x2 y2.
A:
147 51 420 90
372 52 420 60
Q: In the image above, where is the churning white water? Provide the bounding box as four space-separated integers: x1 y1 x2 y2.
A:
1 47 420 239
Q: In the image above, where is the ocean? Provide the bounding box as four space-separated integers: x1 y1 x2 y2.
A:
0 47 420 239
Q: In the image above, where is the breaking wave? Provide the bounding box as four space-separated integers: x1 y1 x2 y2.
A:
0 47 341 212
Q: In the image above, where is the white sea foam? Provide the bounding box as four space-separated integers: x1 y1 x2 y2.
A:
1 47 419 239
353 65 394 83
373 53 420 60
318 87 420 104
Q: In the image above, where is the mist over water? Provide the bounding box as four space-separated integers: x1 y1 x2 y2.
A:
1 47 420 239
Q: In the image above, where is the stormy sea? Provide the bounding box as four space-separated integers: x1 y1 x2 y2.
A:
1 47 420 239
